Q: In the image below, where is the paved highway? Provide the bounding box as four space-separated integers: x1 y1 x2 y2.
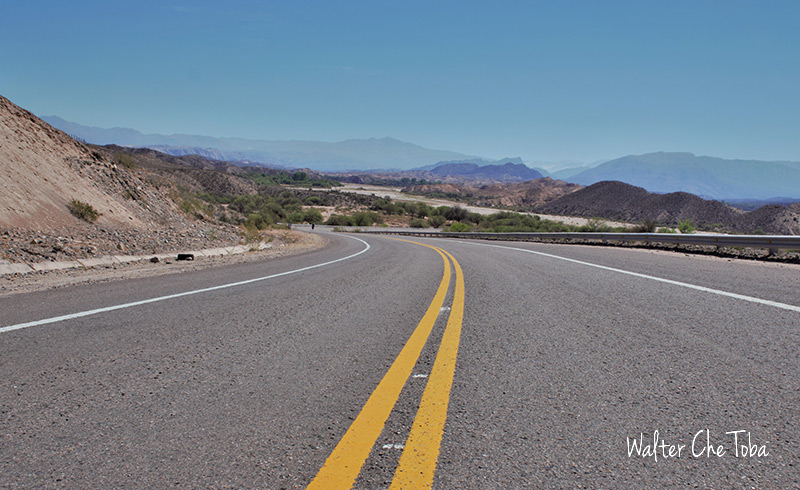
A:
1 232 798 488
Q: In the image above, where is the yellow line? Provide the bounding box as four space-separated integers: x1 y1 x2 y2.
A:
389 248 465 490
307 241 451 490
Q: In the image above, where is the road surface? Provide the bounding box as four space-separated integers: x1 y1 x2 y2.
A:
1 232 798 488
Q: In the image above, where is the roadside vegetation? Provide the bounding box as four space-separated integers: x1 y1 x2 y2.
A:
242 169 341 188
101 145 710 237
67 199 101 223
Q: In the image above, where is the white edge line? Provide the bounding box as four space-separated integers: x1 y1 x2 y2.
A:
454 239 800 313
1 235 371 334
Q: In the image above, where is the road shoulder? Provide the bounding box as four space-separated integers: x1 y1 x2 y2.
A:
0 230 327 298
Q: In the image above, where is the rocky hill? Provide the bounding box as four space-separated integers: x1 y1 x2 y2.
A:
100 145 260 198
406 178 580 208
0 95 242 263
538 181 800 234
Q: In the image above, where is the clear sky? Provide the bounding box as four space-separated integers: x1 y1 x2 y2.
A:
1 0 798 164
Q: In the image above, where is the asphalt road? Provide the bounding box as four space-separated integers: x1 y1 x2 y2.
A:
1 232 798 489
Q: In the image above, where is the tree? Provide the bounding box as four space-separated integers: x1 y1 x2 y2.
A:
303 208 324 224
429 215 446 228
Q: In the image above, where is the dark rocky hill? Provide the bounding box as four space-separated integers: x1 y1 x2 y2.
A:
538 181 799 234
407 178 580 209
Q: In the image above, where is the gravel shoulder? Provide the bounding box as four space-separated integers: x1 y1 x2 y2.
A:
0 230 327 298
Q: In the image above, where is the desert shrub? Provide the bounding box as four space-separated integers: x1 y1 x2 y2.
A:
115 153 137 169
325 214 355 226
431 206 450 217
401 201 431 218
302 208 324 224
277 191 303 209
352 211 381 226
444 206 469 222
449 222 472 232
68 199 100 223
466 212 483 224
371 198 403 215
579 218 612 232
678 219 696 234
246 212 273 230
632 219 657 233
241 227 263 244
474 211 570 232
286 211 305 223
429 215 446 228
409 218 428 228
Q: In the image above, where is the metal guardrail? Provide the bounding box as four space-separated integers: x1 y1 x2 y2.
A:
353 230 800 254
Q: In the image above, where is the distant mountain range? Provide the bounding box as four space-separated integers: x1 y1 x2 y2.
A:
43 117 800 200
567 152 800 200
42 116 479 172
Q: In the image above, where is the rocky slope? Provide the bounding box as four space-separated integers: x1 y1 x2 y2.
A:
0 95 242 263
406 178 581 209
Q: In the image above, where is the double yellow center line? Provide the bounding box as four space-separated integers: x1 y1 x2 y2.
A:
307 239 465 490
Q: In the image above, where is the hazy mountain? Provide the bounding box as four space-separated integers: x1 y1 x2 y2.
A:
415 157 521 171
568 152 800 200
42 117 476 171
425 159 544 182
528 159 605 180
532 167 550 177
550 165 596 180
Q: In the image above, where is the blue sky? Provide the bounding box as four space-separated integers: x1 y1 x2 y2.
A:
1 0 798 164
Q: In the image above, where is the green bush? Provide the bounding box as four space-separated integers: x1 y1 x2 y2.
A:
325 214 355 226
352 211 381 226
678 219 696 234
429 215 446 228
115 153 137 169
579 218 612 232
474 211 570 233
632 219 657 233
409 218 428 228
302 208 324 224
286 211 305 223
68 199 100 223
449 222 472 232
444 206 469 221
246 212 273 230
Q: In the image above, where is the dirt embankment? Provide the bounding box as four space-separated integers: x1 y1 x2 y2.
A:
0 230 327 297
0 94 331 297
